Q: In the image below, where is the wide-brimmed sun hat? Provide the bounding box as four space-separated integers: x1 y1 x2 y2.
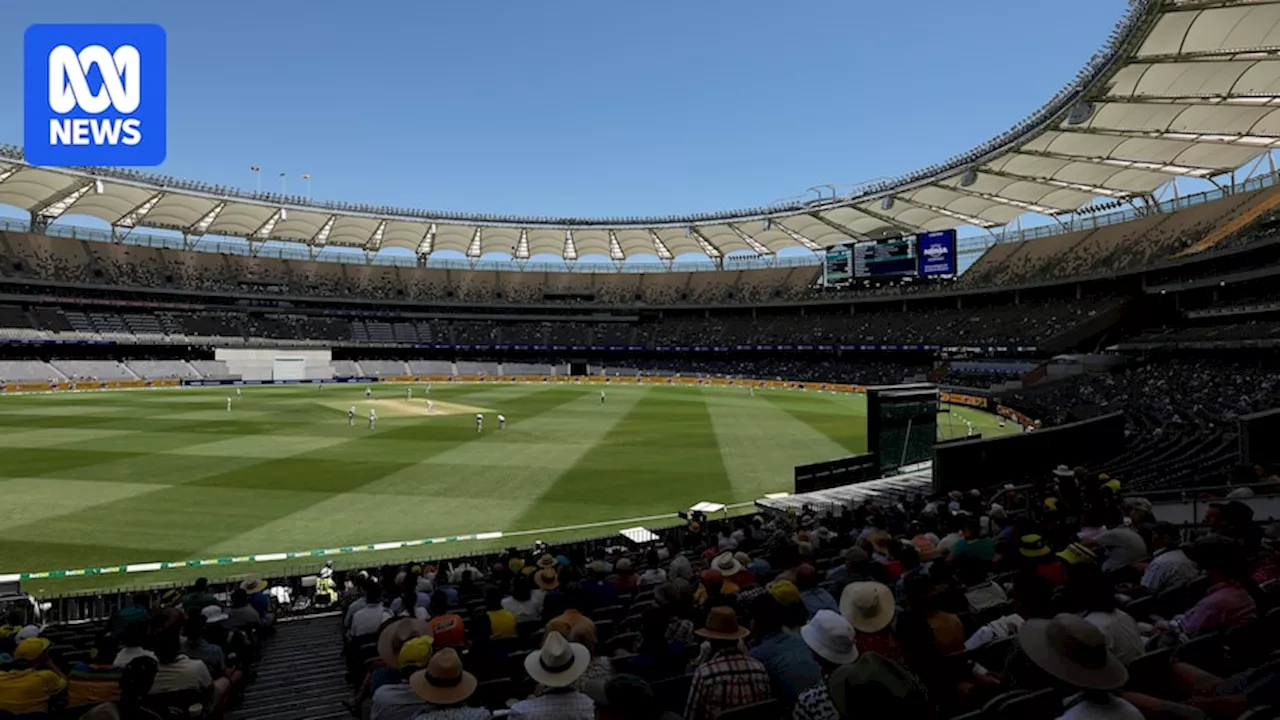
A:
801 609 859 665
377 617 433 668
410 648 477 705
711 552 743 577
201 606 229 624
1018 614 1128 691
1057 542 1097 566
1053 464 1074 478
535 554 556 570
695 606 750 641
534 567 560 591
524 631 591 687
240 578 268 594
839 582 895 634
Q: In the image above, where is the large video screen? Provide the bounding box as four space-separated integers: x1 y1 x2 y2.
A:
822 228 957 286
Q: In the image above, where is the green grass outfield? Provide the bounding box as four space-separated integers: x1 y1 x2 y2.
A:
0 382 1014 594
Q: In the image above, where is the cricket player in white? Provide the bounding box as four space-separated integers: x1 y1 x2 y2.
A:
365 387 372 398
498 414 506 429
476 413 483 433
600 390 606 404
406 387 412 401
226 397 232 411
368 408 377 430
236 387 241 398
348 406 355 426
426 399 434 414
749 386 754 397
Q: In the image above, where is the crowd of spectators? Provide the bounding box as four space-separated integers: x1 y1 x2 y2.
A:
298 465 1279 718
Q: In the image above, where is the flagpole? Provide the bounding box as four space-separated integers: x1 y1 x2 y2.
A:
279 172 287 195
250 166 260 192
302 173 311 200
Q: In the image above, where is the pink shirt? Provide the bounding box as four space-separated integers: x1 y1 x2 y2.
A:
1179 582 1257 637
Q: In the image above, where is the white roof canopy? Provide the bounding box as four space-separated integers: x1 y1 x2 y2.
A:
4 0 1279 264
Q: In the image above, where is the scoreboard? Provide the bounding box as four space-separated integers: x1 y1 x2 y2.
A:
822 228 957 286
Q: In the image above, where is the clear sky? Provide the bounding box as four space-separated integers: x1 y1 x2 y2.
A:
0 1 1134 264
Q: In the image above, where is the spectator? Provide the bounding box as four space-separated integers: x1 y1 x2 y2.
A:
484 586 517 640
965 571 1055 650
748 593 821 705
428 590 466 647
546 585 597 648
586 673 679 720
67 633 123 709
83 656 163 720
1019 534 1067 587
509 631 594 720
637 551 667 587
823 652 931 720
1137 522 1200 595
1165 537 1258 639
1017 614 1141 720
611 558 639 593
626 608 688 682
226 588 263 631
0 637 68 715
795 565 838 619
684 606 772 720
904 576 965 656
825 548 871 588
792 610 861 720
113 621 156 668
1069 565 1145 666
351 584 394 638
110 592 150 639
1089 522 1148 575
371 635 434 720
181 612 224 678
240 578 272 626
149 622 219 705
583 561 620 605
839 582 904 665
949 517 995 565
408 647 491 719
567 622 614 693
180 578 218 616
502 576 543 624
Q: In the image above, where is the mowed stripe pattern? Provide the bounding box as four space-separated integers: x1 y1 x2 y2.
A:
0 384 871 575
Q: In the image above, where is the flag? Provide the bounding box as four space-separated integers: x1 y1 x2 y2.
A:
301 174 310 180
278 172 286 177
250 165 259 172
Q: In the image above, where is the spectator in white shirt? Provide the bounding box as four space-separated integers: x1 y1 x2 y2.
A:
1072 565 1145 666
1137 523 1199 596
112 622 157 668
351 585 394 638
1017 614 1142 720
637 550 668 587
501 576 543 624
149 622 221 705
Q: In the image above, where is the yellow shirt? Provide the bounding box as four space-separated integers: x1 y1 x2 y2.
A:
488 609 517 639
0 667 67 714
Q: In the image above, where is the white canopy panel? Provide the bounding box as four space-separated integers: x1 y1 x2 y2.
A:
2 0 1279 265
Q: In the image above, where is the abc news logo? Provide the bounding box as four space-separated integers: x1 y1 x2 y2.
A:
48 44 143 147
24 24 166 167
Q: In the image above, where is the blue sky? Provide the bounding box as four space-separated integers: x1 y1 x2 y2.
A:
0 1 1135 264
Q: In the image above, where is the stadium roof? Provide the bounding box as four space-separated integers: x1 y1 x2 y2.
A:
5 0 1280 264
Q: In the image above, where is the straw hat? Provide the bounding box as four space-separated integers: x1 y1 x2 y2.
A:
1053 464 1074 478
695 606 750 641
534 567 559 591
1018 614 1128 691
410 648 477 705
536 554 556 570
839 582 895 634
711 552 743 577
524 631 590 687
240 578 268 594
377 617 433 668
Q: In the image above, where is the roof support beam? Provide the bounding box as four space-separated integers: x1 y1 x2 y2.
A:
416 223 436 256
979 167 1131 198
514 229 530 260
892 197 998 228
688 228 723 262
114 191 165 228
34 180 95 220
188 202 227 236
607 230 626 264
311 215 337 245
725 225 771 255
846 204 925 234
563 229 578 262
365 219 387 251
805 213 869 243
1052 125 1280 148
0 167 17 185
647 230 674 267
769 221 826 252
1095 94 1280 108
251 209 284 239
939 185 1069 215
465 228 482 258
1009 148 1220 177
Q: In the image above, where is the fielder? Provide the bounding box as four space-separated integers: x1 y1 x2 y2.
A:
749 386 755 397
368 408 377 430
498 414 506 429
348 406 355 426
600 390 606 405
475 413 483 433
236 387 242 398
426 399 434 414
406 387 412 401
365 387 372 399
226 396 232 411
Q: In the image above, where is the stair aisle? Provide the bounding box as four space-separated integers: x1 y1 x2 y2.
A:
230 613 350 720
